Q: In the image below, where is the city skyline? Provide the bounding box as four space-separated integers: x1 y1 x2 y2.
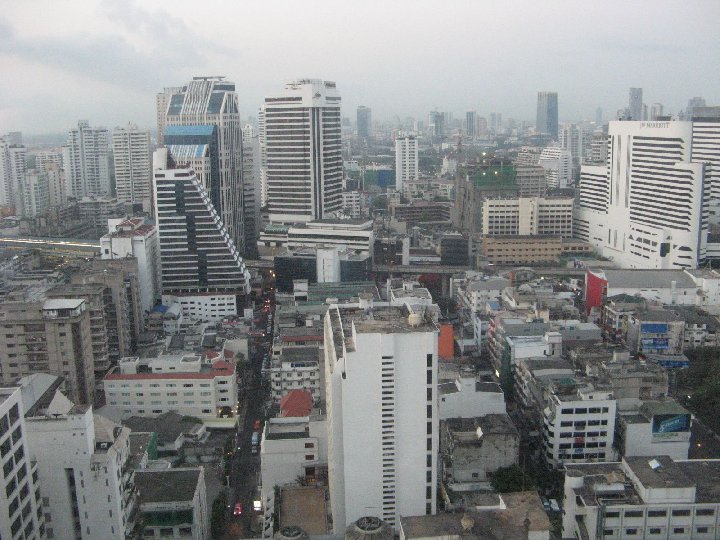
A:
2 0 719 133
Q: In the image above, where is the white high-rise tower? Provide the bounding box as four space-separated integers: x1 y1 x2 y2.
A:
395 132 419 193
260 79 343 223
112 124 152 211
63 120 111 198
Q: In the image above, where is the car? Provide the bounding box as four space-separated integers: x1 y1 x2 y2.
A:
253 419 262 430
233 502 243 516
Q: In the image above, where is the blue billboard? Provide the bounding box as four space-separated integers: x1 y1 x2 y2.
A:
652 414 691 434
640 337 669 350
641 323 668 334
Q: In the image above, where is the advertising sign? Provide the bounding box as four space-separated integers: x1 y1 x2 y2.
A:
652 414 690 434
641 323 668 334
640 337 669 350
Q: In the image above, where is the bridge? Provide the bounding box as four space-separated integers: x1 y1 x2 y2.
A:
0 236 102 255
372 264 470 275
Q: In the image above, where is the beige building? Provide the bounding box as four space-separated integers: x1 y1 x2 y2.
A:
0 292 95 404
482 195 574 238
480 235 591 265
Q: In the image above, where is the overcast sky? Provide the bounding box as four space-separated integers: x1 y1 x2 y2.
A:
1 0 719 134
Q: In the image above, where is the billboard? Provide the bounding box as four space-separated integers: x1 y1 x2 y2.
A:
652 414 690 434
641 323 668 334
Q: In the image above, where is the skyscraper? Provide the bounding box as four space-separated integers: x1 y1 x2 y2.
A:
163 77 247 251
241 123 261 257
395 132 419 193
650 103 664 120
63 120 111 198
357 105 372 139
629 87 643 121
574 120 717 269
20 169 49 217
112 124 152 212
0 135 25 207
324 305 439 530
466 110 477 138
155 86 181 146
536 92 558 139
260 79 342 223
153 148 250 321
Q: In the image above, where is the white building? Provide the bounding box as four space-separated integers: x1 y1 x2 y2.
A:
258 218 374 259
153 149 250 321
100 217 160 315
395 132 419 193
617 400 691 461
63 120 110 198
242 123 262 253
21 169 49 217
103 354 237 420
575 120 716 269
0 386 45 540
438 373 506 420
155 86 182 147
269 347 322 403
481 195 574 237
261 79 343 223
559 123 590 164
324 305 438 531
538 146 572 189
342 191 362 218
112 124 152 212
22 379 137 540
562 456 720 540
0 136 25 208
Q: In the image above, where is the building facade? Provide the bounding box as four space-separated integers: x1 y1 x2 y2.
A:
481 195 574 238
63 120 111 198
395 132 419 193
112 124 152 212
536 92 559 139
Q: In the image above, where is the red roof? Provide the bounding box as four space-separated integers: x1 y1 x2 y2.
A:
205 350 220 360
223 349 235 359
279 390 314 417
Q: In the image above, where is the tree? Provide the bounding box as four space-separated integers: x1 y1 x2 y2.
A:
489 465 535 493
371 195 388 211
210 492 227 539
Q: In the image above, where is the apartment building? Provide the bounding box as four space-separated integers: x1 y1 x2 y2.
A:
481 195 574 237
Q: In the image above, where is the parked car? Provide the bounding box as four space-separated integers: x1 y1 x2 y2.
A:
233 502 243 516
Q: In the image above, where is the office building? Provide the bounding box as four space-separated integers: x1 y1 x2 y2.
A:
22 378 137 540
242 123 261 256
100 217 160 316
0 386 45 540
63 120 111 198
153 149 250 321
536 92 559 139
629 87 643 120
155 86 181 146
0 137 25 208
395 132 419 193
575 120 714 269
465 110 477 138
586 130 608 165
163 77 247 251
650 103 664 120
482 195 574 237
538 146 572 188
562 456 720 540
112 124 152 212
0 292 95 404
103 354 237 420
261 79 343 223
324 305 439 530
516 165 547 196
45 163 66 207
357 106 372 139
559 123 590 164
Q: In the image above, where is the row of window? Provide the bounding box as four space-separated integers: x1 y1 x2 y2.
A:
605 508 715 518
604 526 713 536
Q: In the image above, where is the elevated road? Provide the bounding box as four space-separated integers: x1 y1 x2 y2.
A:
0 236 101 255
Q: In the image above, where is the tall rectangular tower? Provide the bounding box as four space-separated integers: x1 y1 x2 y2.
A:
466 110 477 139
357 106 372 139
324 306 438 531
261 79 343 223
112 124 152 212
395 132 419 193
536 92 559 139
163 77 247 252
64 120 110 198
629 87 643 121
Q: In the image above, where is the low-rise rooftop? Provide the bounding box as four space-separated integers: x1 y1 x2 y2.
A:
135 468 201 504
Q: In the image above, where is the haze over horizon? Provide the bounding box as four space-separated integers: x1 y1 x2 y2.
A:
2 0 719 134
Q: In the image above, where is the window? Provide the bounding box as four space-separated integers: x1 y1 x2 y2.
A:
304 443 314 449
625 529 637 535
649 528 661 534
673 528 684 534
304 455 314 460
672 509 691 517
647 510 666 517
696 509 714 516
605 511 620 518
625 511 643 518
697 527 709 534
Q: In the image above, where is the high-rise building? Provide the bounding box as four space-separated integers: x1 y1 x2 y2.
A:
324 305 439 531
477 116 488 138
260 79 342 223
0 386 45 540
163 77 247 251
21 169 50 217
153 148 250 321
538 146 572 188
482 195 574 238
395 132 419 193
112 124 152 212
63 120 111 198
559 123 588 163
650 102 664 120
574 120 717 269
0 136 26 208
686 96 706 119
628 87 643 121
155 86 181 146
466 110 477 138
22 380 138 540
241 123 261 257
100 217 160 316
357 105 372 139
35 149 63 172
536 92 559 139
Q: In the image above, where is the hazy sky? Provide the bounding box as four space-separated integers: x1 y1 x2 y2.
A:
2 0 719 134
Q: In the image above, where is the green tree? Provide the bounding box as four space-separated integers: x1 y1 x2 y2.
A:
489 465 535 493
210 492 227 539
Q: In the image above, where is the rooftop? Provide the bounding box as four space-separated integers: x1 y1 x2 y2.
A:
42 298 84 310
135 468 201 504
624 455 695 490
123 412 203 446
279 486 329 535
595 269 697 289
